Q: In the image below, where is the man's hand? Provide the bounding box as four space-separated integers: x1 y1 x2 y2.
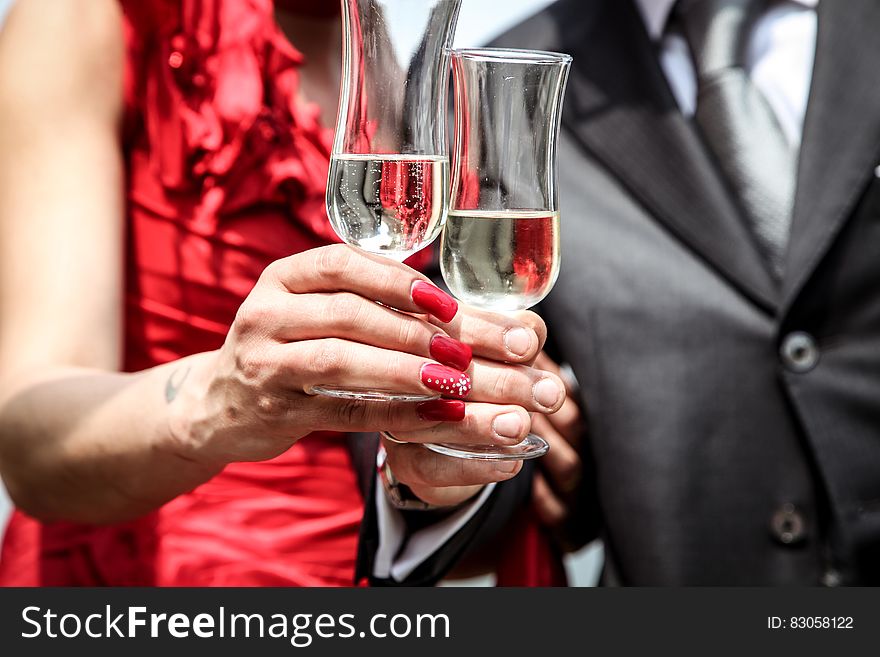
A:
530 352 592 553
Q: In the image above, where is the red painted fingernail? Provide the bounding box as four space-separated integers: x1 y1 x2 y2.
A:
417 399 466 422
420 363 472 399
412 281 458 323
429 334 472 372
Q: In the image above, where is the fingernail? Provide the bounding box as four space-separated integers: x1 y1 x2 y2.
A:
492 413 524 441
504 327 533 357
533 377 563 409
412 281 458 323
429 334 473 372
420 363 472 399
495 461 519 474
417 399 466 422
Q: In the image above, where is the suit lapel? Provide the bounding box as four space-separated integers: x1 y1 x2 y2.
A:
782 0 880 308
555 0 778 311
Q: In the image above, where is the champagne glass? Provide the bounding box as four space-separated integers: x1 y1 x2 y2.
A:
429 48 572 460
314 0 462 402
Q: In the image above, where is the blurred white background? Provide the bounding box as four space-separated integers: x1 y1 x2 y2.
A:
454 0 556 46
0 0 600 584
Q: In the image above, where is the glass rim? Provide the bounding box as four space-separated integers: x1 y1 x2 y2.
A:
451 47 572 66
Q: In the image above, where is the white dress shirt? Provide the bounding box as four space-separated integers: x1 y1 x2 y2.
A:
374 457 496 581
381 0 820 584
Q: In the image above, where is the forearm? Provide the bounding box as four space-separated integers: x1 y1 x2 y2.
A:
0 353 222 524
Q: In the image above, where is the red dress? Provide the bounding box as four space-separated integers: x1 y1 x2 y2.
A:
0 0 372 587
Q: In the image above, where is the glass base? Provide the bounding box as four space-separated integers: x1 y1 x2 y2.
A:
423 434 549 461
311 385 439 403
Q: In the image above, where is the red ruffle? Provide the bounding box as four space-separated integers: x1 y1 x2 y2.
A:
122 0 341 242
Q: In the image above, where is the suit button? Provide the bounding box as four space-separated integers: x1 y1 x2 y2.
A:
770 503 807 545
821 569 841 587
780 332 819 373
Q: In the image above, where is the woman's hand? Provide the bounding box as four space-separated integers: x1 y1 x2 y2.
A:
169 245 567 475
379 329 570 509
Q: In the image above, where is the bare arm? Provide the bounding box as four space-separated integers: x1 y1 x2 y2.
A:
0 0 222 523
0 0 565 526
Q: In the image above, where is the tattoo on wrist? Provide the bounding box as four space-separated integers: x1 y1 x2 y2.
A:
165 365 191 403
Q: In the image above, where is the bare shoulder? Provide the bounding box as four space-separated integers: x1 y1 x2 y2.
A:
0 0 126 372
0 0 124 124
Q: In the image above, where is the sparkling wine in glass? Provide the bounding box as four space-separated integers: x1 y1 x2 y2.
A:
441 209 561 311
327 154 450 261
314 0 462 402
431 48 572 461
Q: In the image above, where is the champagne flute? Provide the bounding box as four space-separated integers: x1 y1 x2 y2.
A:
315 0 462 402
429 48 572 460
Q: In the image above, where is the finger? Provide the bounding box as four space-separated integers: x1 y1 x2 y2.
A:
531 472 568 530
533 351 558 373
532 352 583 443
532 471 592 555
467 357 567 413
288 395 461 434
430 307 547 365
546 395 584 447
384 441 523 488
535 350 580 395
266 245 459 322
249 291 472 370
272 339 473 399
532 413 582 495
406 483 485 508
390 403 531 446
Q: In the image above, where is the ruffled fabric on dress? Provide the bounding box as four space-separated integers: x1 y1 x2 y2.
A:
123 0 341 241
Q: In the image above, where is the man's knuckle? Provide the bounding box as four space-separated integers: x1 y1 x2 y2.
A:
383 449 404 479
525 312 546 335
556 454 582 483
413 453 443 486
522 312 548 348
543 508 567 529
386 447 417 485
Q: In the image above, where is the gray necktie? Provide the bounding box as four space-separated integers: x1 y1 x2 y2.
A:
674 0 796 277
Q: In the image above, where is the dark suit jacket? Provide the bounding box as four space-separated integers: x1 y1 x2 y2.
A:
360 0 880 585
